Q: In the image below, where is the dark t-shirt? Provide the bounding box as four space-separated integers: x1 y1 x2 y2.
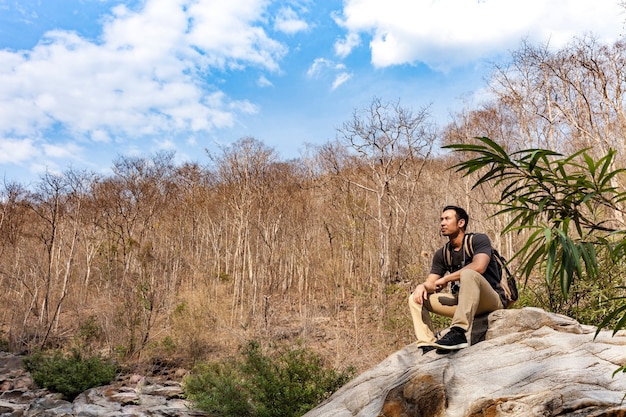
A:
430 233 505 302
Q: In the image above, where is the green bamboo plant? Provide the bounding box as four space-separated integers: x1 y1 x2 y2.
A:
445 137 626 377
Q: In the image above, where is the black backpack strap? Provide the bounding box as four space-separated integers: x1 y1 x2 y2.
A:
493 249 513 277
443 241 452 271
444 233 474 272
464 233 474 259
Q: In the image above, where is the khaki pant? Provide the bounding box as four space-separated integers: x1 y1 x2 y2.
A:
408 269 503 347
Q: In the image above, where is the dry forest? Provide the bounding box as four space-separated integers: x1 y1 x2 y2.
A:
2 35 626 374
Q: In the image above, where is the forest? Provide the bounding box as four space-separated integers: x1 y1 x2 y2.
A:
1 35 626 374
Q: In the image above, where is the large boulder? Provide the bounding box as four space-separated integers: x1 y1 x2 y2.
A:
303 307 626 417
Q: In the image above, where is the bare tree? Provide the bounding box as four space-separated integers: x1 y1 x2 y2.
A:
93 152 176 358
447 36 626 229
466 36 626 157
27 172 68 336
0 181 30 349
208 137 278 325
333 97 436 285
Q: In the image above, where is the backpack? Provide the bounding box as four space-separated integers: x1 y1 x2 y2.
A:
442 233 519 308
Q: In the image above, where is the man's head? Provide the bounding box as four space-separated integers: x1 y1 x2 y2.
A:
440 205 468 236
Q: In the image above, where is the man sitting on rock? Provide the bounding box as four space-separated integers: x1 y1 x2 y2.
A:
409 205 506 353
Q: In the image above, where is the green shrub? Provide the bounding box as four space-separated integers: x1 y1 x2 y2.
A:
0 330 8 351
183 341 355 417
23 349 118 400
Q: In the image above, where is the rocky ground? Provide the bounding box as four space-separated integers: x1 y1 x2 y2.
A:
6 307 626 417
0 351 208 417
304 307 626 417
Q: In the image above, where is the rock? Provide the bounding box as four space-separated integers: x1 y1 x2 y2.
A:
303 307 626 417
1 307 624 417
0 359 208 417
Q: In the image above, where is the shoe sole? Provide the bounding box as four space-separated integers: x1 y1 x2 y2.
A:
430 341 468 350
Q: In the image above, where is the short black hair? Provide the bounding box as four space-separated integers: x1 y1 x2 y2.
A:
443 205 469 229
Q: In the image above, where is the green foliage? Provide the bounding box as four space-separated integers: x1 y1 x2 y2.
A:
160 336 177 354
446 138 626 292
0 330 8 351
445 138 626 315
23 349 117 400
521 265 625 327
183 340 355 417
597 286 626 336
445 138 626 379
74 315 104 354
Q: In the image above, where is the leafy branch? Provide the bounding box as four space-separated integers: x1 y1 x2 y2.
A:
444 137 626 298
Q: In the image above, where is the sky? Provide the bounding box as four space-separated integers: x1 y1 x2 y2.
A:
0 0 624 187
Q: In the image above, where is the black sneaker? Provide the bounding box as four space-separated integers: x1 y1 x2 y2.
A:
431 327 468 350
419 345 435 354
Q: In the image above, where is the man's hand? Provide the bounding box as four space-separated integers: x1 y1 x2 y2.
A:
434 276 448 290
412 284 428 305
413 274 448 304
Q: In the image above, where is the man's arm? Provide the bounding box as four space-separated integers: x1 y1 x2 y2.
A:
412 251 490 304
412 273 441 304
433 252 490 290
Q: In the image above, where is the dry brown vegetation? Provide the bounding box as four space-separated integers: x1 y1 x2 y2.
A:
2 35 626 374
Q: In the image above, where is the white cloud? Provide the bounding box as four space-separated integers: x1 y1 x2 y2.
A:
335 0 625 69
0 137 40 164
185 0 287 71
257 75 273 87
43 141 83 159
153 138 177 151
334 32 360 58
91 130 111 144
0 0 287 169
306 57 332 78
331 72 352 90
307 58 351 90
274 6 309 34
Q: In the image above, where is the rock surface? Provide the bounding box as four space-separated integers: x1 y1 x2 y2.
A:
2 307 625 417
303 307 626 417
0 353 207 417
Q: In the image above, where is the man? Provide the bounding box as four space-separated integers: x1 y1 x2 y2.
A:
409 205 506 353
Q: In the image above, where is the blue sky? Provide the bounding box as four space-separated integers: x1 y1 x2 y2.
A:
1 0 624 186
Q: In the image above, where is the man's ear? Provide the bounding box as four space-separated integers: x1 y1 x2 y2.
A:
458 218 466 229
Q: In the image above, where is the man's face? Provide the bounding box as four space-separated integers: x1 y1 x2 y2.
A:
440 209 463 237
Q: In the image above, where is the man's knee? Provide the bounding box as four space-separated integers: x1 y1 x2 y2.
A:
409 293 434 313
459 269 482 285
408 293 420 309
